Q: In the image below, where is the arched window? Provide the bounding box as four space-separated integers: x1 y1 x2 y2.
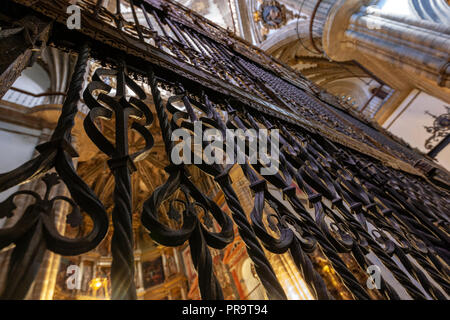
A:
2 62 51 108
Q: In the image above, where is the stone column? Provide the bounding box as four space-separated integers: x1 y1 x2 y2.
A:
173 248 181 274
161 250 168 279
346 6 450 87
136 258 144 293
30 184 69 300
29 135 81 300
180 285 187 300
0 126 52 295
321 0 450 106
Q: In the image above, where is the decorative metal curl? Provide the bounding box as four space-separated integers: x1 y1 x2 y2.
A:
142 165 234 299
0 43 109 299
0 173 87 299
424 106 449 150
83 62 154 300
165 91 289 300
140 68 237 300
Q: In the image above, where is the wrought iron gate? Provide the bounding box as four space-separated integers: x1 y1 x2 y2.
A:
0 0 449 300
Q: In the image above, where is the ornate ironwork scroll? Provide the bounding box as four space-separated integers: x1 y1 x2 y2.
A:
83 62 155 299
140 75 449 299
425 106 449 158
142 73 286 299
424 107 449 150
140 70 235 300
0 43 109 299
0 173 83 299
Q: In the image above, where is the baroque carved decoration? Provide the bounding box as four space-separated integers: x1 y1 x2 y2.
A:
424 106 450 150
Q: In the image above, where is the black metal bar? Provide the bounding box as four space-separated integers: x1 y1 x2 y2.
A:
128 0 145 42
428 134 450 158
1 0 449 302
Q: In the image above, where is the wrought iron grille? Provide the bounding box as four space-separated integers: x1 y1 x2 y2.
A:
0 0 449 300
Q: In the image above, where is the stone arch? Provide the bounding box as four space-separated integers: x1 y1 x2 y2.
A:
409 0 450 24
1 62 51 108
259 20 310 54
238 258 266 300
324 78 373 108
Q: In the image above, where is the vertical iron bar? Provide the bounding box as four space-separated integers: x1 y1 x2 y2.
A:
0 43 91 299
109 61 137 300
428 134 450 158
128 0 145 42
115 0 123 30
94 0 104 18
140 3 154 31
140 3 162 49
